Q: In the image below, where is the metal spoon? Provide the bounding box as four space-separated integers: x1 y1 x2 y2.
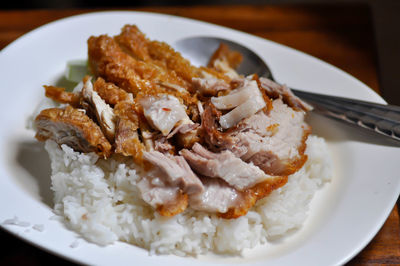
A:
174 36 400 142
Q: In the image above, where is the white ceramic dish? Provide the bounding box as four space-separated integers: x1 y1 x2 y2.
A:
0 11 399 266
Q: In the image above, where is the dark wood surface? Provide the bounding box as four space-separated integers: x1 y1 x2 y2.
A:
0 5 399 265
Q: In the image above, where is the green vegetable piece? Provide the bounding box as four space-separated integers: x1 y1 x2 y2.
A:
65 59 89 83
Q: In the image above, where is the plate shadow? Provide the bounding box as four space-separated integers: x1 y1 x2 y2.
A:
15 141 53 207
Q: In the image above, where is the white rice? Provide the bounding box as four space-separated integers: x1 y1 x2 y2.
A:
32 224 45 232
2 216 31 227
3 216 45 232
45 135 332 256
70 240 80 248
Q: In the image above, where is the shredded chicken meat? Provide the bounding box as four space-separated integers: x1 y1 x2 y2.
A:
35 106 112 158
140 94 190 136
211 78 266 129
81 76 116 142
181 143 272 190
34 25 314 219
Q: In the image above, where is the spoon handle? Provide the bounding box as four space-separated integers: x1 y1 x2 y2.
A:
291 88 400 141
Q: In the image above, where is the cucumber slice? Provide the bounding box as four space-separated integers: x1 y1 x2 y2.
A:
65 59 89 83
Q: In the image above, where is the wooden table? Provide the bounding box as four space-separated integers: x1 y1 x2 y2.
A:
0 5 399 265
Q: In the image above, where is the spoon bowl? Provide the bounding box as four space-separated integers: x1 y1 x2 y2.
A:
174 36 272 78
174 36 400 143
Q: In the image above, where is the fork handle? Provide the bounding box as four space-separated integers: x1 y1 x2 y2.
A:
291 88 400 141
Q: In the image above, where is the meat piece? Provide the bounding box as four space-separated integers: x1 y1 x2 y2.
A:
43 85 81 107
139 149 202 216
88 27 202 125
88 35 173 97
148 40 199 85
207 43 242 79
81 77 116 142
139 121 156 152
211 79 266 129
114 118 142 158
231 99 310 176
158 81 188 94
259 77 313 112
176 127 203 150
147 41 200 86
140 94 190 136
189 178 243 213
93 77 133 105
114 24 151 61
153 135 174 153
35 106 112 158
219 97 265 129
201 102 244 155
113 101 146 164
189 175 288 219
181 143 271 190
143 151 204 195
210 79 256 110
197 101 204 115
202 98 310 176
115 24 199 85
198 67 232 84
174 156 204 195
166 122 199 139
89 27 196 106
156 191 188 217
192 77 230 96
137 175 188 217
165 119 202 150
156 118 201 152
208 43 242 69
219 175 288 219
88 34 144 94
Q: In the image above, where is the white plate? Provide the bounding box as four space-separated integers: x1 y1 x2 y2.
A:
0 11 399 266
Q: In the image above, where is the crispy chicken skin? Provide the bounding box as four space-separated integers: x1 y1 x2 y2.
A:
87 33 199 115
114 25 151 61
44 85 81 107
88 34 161 96
113 101 146 165
219 176 288 219
35 106 112 158
156 190 189 217
93 77 133 105
115 25 198 86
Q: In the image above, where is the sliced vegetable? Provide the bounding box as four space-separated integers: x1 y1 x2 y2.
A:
65 59 89 83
